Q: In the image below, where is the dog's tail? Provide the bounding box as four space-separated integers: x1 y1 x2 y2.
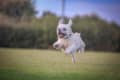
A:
75 32 81 36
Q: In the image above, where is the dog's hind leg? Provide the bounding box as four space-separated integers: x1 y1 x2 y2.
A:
78 47 85 54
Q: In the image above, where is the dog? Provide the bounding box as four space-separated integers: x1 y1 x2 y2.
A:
53 19 85 63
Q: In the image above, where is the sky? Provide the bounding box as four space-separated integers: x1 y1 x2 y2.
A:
35 0 120 24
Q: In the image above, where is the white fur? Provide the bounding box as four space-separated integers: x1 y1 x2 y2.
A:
53 19 85 63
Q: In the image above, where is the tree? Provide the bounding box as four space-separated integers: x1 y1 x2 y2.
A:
0 0 36 18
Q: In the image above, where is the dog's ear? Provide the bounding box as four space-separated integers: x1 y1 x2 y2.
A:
68 19 72 27
58 19 64 24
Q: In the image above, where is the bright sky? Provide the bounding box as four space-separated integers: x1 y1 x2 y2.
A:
35 0 120 24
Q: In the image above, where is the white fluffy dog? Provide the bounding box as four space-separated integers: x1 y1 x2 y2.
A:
53 19 85 63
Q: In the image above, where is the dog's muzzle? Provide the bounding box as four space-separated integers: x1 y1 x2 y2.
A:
58 29 66 38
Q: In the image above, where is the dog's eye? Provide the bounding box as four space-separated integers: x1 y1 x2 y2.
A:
63 28 66 31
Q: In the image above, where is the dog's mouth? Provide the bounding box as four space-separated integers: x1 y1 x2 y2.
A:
58 32 66 38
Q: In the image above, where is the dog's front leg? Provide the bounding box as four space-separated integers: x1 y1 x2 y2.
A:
53 39 63 49
65 45 76 63
71 54 76 64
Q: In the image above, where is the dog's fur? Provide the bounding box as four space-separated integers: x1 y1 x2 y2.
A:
53 19 85 63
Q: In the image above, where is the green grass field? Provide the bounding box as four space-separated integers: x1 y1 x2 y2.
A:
0 48 120 80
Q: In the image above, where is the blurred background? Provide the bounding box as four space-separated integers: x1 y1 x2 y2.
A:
0 0 120 80
0 0 120 52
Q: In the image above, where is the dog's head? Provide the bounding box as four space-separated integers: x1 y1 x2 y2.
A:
57 19 73 38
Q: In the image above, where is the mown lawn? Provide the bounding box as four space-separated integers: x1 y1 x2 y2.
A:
0 48 120 80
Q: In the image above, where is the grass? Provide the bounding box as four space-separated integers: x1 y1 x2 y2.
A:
0 48 120 80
